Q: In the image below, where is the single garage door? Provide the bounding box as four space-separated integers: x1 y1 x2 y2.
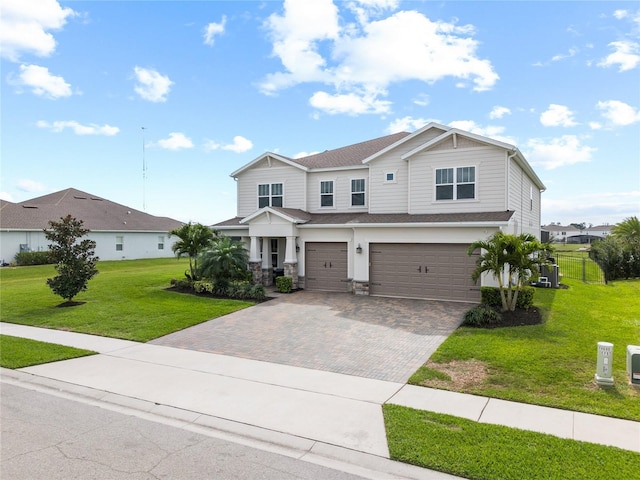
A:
370 243 480 302
305 242 349 292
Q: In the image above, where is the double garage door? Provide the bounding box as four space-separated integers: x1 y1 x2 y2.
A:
370 243 480 302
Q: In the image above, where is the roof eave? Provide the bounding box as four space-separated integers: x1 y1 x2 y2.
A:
230 152 308 178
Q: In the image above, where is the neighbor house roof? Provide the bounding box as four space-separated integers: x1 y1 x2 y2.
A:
215 210 514 228
0 188 183 232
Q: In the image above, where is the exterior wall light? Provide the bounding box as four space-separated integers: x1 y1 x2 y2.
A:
356 244 362 254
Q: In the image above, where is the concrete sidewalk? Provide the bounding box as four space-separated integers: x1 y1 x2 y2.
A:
2 323 639 469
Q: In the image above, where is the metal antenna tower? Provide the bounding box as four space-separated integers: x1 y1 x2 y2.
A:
142 127 147 211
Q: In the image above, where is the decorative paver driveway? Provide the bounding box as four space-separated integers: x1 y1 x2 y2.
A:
151 291 467 383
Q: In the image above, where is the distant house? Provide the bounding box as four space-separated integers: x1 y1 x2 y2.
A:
0 188 183 263
215 123 546 303
542 223 613 244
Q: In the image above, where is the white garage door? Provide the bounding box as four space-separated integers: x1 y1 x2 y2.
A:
305 242 350 292
369 243 480 302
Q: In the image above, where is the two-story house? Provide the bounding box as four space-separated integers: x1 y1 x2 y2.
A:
215 123 545 303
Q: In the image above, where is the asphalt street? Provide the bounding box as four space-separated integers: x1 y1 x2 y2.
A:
1 383 371 480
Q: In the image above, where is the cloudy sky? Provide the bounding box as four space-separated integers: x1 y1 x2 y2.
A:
2 0 639 226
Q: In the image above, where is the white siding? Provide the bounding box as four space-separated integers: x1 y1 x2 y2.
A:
1 230 178 262
307 168 369 213
508 157 542 237
408 145 506 214
236 160 306 216
368 133 444 213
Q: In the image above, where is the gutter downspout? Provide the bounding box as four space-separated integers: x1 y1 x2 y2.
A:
507 149 518 232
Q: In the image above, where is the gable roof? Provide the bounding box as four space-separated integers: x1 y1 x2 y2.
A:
0 188 183 232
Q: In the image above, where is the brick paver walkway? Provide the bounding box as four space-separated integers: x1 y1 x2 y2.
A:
151 291 467 383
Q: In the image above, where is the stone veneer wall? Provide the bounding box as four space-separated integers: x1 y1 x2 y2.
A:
249 262 262 285
283 262 298 289
352 281 369 295
262 268 274 287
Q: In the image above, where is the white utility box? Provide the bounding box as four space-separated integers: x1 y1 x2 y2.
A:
595 342 614 386
627 345 640 385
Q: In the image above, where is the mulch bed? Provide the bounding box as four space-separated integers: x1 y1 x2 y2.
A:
493 306 543 328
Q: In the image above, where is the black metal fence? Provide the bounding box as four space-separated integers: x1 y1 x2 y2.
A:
554 253 606 284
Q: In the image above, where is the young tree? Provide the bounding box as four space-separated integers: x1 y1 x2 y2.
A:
198 236 249 281
44 215 99 303
168 222 216 280
468 232 545 311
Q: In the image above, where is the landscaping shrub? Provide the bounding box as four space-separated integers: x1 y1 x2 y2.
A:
14 251 53 266
193 280 214 294
250 284 266 301
276 276 293 293
481 286 534 310
172 278 193 291
463 305 502 327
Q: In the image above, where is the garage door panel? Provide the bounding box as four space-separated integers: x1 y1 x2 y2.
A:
370 243 479 302
305 242 349 292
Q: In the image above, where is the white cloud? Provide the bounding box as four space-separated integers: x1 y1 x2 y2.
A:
525 135 595 170
598 40 640 71
550 47 578 62
412 93 430 106
293 150 320 159
17 179 47 193
157 132 193 150
260 0 498 115
0 0 76 61
542 191 640 225
540 104 578 127
204 16 226 46
309 90 391 115
36 120 119 136
613 10 629 20
0 192 14 202
385 116 435 134
204 135 253 153
448 120 508 140
596 100 640 126
489 105 511 119
133 66 173 102
9 64 72 99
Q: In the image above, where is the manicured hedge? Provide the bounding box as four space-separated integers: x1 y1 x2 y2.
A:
480 285 534 310
14 251 53 266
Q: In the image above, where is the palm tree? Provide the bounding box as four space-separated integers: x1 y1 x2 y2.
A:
168 222 216 280
611 216 640 246
198 236 249 281
468 232 545 311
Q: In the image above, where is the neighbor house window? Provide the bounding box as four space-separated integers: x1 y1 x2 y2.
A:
116 236 124 251
320 180 334 207
435 166 475 200
258 183 283 208
384 172 396 183
351 178 365 206
158 236 164 250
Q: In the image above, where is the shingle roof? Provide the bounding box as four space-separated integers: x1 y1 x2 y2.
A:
215 210 514 227
0 188 183 232
289 131 410 169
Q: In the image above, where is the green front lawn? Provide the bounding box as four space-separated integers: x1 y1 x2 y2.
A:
0 258 253 342
384 404 640 480
409 279 640 421
0 335 96 369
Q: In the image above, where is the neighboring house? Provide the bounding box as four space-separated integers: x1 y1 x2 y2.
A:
215 123 546 303
0 188 183 262
542 223 612 244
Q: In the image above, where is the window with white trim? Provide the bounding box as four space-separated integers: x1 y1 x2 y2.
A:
435 166 475 200
384 172 395 183
351 178 365 206
157 236 164 250
115 236 124 251
320 180 334 207
258 183 283 208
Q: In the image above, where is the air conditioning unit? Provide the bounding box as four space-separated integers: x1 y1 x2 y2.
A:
627 345 640 385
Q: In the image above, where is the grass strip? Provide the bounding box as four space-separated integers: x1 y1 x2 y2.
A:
384 404 640 480
0 335 96 369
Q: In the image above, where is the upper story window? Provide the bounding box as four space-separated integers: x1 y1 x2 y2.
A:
351 178 365 206
320 180 334 207
435 166 475 200
385 172 395 182
258 183 283 208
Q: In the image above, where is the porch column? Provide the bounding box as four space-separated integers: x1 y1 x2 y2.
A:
248 236 262 285
262 237 273 286
283 236 299 289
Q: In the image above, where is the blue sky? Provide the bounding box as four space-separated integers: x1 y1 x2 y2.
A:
2 0 639 227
